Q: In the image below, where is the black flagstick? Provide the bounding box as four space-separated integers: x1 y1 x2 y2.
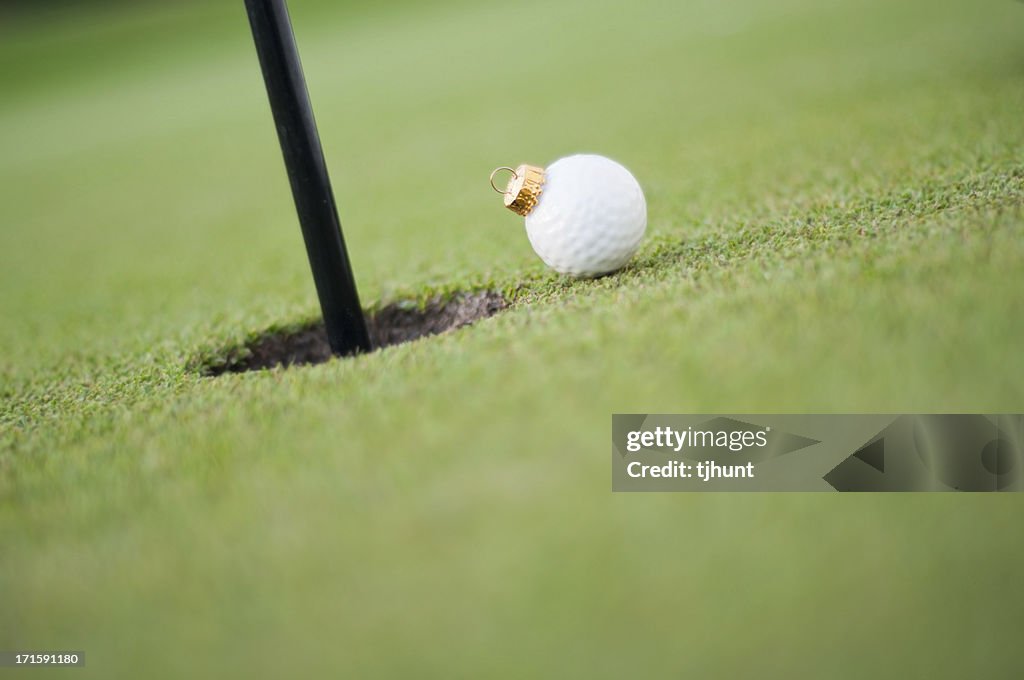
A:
244 0 371 356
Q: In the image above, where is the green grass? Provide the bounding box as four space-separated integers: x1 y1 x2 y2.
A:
1 0 1023 677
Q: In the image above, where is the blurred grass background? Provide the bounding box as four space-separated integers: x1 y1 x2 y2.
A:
1 0 1023 677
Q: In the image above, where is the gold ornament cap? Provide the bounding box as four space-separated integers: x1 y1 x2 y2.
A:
489 164 545 216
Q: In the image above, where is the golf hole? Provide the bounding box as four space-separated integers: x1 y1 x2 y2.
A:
201 290 507 376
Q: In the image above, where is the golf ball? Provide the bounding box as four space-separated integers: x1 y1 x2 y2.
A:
526 154 646 278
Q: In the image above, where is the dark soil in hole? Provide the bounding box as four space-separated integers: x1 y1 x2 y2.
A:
202 291 507 376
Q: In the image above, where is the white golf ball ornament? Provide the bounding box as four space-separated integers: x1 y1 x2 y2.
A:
490 154 646 278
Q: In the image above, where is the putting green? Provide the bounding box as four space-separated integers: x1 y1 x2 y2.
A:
1 0 1022 677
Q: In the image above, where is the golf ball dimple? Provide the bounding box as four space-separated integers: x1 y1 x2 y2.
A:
525 154 646 278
